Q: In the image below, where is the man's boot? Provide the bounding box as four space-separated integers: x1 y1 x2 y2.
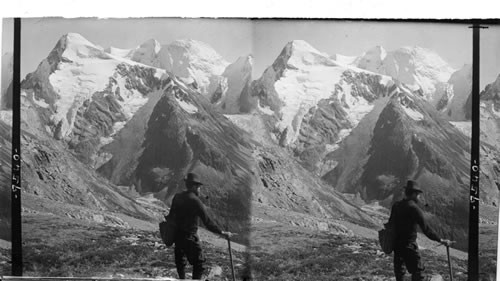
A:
395 274 405 281
176 267 186 280
192 265 205 280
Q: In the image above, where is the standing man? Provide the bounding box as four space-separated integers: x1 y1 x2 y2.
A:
168 172 233 280
388 180 452 281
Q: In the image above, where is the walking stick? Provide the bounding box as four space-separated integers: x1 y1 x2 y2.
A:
227 237 236 281
446 244 453 281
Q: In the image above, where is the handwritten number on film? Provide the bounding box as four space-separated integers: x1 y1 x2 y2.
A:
12 148 20 193
470 160 479 206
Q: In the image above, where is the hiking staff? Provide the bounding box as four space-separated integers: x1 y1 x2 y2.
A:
226 235 236 281
444 241 456 281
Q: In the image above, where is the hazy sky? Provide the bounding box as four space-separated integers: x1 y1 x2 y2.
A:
2 18 500 88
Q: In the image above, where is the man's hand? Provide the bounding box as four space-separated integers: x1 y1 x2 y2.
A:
221 231 235 239
440 239 454 247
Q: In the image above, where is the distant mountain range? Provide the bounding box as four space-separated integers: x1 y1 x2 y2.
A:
0 33 498 250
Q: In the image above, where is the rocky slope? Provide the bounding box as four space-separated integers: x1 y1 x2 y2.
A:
0 120 11 242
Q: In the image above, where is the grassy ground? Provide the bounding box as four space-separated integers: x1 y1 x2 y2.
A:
0 214 247 280
0 209 473 281
479 223 498 281
251 233 467 281
249 219 468 281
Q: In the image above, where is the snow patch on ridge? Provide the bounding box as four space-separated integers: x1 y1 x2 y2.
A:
113 74 149 119
257 103 275 115
402 105 424 121
332 54 358 65
0 110 12 124
176 98 198 114
492 104 500 118
337 82 374 127
105 47 132 58
450 121 471 137
32 95 50 108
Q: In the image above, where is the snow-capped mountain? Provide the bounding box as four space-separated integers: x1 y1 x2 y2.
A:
126 38 161 66
1 52 13 110
211 55 253 113
153 39 229 97
249 40 397 165
21 33 166 160
355 46 387 74
356 46 456 99
346 46 474 122
110 38 252 113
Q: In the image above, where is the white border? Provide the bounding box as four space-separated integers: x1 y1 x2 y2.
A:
0 0 499 18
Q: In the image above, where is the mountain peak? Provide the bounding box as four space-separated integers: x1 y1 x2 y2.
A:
356 45 387 72
51 33 105 61
395 46 453 71
232 55 253 69
127 38 161 65
161 39 228 68
63 33 96 47
271 40 334 72
482 73 500 101
138 38 161 53
168 39 222 57
284 40 323 56
493 73 500 87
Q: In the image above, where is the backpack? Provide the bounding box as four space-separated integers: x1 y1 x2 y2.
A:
378 222 395 254
159 214 176 247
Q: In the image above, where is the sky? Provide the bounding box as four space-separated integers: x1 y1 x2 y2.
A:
2 18 500 88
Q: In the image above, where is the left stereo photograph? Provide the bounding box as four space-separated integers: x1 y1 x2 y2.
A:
0 17 254 280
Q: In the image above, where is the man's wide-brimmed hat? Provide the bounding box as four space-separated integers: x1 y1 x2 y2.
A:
405 180 423 193
185 172 204 185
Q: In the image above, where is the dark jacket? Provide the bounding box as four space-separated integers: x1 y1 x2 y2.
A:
169 190 222 236
388 198 441 246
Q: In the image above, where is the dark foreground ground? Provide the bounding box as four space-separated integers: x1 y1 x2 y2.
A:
0 212 470 281
0 214 248 280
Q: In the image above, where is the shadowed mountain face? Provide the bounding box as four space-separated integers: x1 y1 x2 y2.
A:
97 75 255 234
324 92 473 249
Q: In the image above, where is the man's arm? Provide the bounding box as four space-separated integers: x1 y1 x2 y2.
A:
166 194 178 219
413 205 441 242
195 198 223 235
387 203 397 226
